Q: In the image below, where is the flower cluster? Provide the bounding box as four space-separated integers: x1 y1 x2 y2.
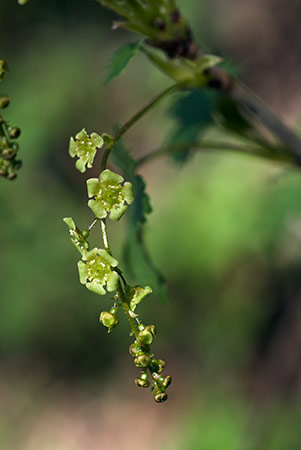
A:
0 60 22 180
65 127 171 402
130 324 172 403
87 169 134 221
69 128 103 173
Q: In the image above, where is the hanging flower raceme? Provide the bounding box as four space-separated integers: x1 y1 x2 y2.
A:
78 247 119 295
87 169 134 220
69 128 104 173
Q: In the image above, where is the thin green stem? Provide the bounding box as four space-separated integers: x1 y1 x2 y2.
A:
117 279 139 339
137 140 294 167
100 82 180 171
99 218 139 338
100 219 111 254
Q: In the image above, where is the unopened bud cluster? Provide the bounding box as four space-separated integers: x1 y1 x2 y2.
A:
130 324 171 403
0 60 22 180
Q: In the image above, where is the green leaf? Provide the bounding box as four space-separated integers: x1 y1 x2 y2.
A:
166 88 218 163
104 41 141 85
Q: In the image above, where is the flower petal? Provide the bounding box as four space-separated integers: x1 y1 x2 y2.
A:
106 271 119 292
123 182 134 205
86 281 106 295
100 169 123 184
87 178 100 197
77 261 88 284
88 199 107 218
75 158 87 173
63 217 76 230
98 249 118 267
75 128 87 140
109 204 127 221
91 133 104 148
69 137 77 157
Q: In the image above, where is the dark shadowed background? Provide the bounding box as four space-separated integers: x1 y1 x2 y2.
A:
0 1 300 449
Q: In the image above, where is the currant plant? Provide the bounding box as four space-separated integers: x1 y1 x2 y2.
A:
9 0 301 403
63 0 301 403
0 60 22 180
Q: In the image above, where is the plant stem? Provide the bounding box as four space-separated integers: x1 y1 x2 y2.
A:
137 140 294 167
99 219 139 338
100 219 111 254
100 82 180 171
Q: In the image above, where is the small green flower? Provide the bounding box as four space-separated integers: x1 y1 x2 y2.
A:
77 247 118 295
99 310 119 332
125 285 152 312
87 169 134 221
63 217 90 254
69 128 103 173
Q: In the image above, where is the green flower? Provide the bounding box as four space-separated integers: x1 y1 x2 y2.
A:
63 217 90 254
99 310 119 333
87 169 134 221
125 285 152 312
77 247 118 295
69 128 103 173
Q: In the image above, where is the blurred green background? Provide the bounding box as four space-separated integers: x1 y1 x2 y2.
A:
0 1 300 449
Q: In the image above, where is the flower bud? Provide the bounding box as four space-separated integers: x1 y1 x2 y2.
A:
129 341 141 357
0 95 10 108
2 148 16 160
81 230 89 239
135 372 150 388
134 354 152 368
137 325 156 345
154 391 168 403
8 127 21 139
99 311 118 332
150 358 165 373
7 172 17 181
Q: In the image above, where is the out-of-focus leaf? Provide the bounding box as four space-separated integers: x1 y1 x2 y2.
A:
215 96 252 137
111 139 168 302
104 41 141 84
166 88 218 162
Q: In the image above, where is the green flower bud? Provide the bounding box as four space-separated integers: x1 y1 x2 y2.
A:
154 391 168 403
109 307 118 316
81 230 89 239
137 325 156 345
135 373 150 388
99 311 119 332
134 354 152 368
8 127 21 139
129 341 150 357
2 148 16 160
150 358 165 373
0 95 10 108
